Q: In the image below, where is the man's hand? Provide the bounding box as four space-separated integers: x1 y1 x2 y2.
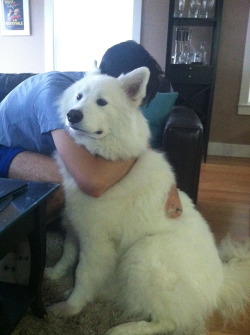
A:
165 184 183 218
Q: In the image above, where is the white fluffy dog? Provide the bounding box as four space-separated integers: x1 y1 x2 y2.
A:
45 67 250 335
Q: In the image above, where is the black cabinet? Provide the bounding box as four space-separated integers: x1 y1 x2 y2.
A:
165 0 224 159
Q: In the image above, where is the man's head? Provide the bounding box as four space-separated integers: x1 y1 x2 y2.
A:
99 40 164 105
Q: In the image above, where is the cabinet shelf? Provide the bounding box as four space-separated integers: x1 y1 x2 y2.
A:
170 64 213 68
173 17 216 26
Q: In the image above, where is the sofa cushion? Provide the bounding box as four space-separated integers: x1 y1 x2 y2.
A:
141 92 178 149
0 73 36 103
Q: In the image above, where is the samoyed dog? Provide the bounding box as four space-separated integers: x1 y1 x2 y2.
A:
45 67 250 335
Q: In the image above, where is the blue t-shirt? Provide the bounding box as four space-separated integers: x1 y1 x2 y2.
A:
0 71 84 155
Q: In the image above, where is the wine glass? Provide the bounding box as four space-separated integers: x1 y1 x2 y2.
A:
188 0 201 18
200 0 209 18
175 0 186 17
207 0 215 18
199 41 208 64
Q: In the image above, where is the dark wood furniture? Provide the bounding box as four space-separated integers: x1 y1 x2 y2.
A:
0 178 59 335
165 0 224 160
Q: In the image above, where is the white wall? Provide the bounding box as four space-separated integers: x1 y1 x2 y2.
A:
140 0 169 70
0 0 44 73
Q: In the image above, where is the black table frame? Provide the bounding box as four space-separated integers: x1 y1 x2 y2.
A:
0 179 59 335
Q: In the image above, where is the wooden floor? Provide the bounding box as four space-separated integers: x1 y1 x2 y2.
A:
196 156 250 335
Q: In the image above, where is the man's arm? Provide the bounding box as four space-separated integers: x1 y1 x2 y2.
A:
7 133 135 221
9 129 136 197
8 129 182 218
51 129 136 197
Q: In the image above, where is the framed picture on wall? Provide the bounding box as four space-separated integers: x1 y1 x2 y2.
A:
0 0 30 36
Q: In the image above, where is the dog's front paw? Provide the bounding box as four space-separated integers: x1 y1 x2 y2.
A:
47 301 80 317
44 266 62 281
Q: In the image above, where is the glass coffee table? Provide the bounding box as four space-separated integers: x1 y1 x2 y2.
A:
0 178 60 335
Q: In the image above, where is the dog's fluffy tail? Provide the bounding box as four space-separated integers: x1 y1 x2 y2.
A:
217 236 250 320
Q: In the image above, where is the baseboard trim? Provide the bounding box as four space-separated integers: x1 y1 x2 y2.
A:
208 142 250 158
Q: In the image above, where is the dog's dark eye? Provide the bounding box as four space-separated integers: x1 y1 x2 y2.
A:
96 98 107 106
77 93 83 101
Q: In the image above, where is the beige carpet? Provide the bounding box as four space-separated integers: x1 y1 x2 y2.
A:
12 232 128 335
13 283 126 335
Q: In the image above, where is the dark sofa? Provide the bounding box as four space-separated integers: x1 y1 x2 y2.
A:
0 72 203 203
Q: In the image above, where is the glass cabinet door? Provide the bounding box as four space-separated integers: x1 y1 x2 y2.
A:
169 0 218 66
171 25 213 65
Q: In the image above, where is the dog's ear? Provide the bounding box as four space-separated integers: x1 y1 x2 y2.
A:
84 60 100 77
118 67 150 105
90 60 100 72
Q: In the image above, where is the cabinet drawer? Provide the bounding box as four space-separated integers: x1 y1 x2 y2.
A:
169 65 213 85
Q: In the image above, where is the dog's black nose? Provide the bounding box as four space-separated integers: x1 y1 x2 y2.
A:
67 109 83 123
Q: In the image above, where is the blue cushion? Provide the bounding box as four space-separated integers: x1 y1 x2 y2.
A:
141 92 178 149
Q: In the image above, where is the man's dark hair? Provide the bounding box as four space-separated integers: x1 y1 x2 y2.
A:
99 40 164 105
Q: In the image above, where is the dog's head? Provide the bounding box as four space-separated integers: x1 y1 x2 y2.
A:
58 67 151 160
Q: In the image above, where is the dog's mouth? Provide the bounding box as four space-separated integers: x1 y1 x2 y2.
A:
70 125 87 132
68 125 103 136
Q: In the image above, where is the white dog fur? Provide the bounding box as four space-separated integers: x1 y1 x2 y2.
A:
45 67 250 335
